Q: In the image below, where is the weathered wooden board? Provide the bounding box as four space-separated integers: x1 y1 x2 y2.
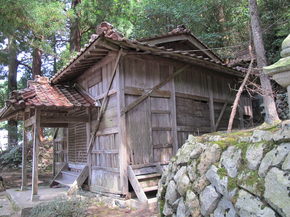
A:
91 133 119 169
90 169 120 193
176 97 210 128
153 147 172 163
174 65 235 102
123 56 172 91
125 95 151 165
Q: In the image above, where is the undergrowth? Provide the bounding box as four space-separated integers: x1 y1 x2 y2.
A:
30 195 91 217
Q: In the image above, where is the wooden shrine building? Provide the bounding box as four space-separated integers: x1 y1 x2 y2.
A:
0 23 252 205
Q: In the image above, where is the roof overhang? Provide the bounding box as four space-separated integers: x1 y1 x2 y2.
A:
51 36 243 85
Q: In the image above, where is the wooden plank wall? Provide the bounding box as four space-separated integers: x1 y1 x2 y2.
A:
174 65 238 147
123 57 173 166
78 56 121 193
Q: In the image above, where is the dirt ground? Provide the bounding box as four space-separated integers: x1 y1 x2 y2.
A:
0 169 159 217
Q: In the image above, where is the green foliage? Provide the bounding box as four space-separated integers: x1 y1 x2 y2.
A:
259 0 290 64
0 145 22 167
30 195 91 217
227 176 238 192
217 167 228 179
158 199 165 217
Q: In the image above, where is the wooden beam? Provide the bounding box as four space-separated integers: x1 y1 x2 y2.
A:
100 38 120 51
40 115 89 123
31 108 40 202
40 123 68 128
124 86 171 98
128 166 148 203
121 64 191 116
24 116 35 127
177 126 211 133
87 48 123 154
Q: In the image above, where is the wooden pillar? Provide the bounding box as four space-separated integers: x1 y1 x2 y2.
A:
117 58 128 195
169 65 178 155
31 108 40 202
52 129 56 177
86 108 91 186
208 75 215 132
21 115 27 191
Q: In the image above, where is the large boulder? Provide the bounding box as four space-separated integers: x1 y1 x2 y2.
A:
200 184 221 216
235 190 275 217
198 143 222 175
205 165 236 199
219 146 242 178
264 167 290 217
250 130 273 142
246 143 265 171
214 197 237 217
165 180 179 205
185 190 200 217
258 143 290 177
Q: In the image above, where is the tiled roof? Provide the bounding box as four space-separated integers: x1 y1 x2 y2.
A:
0 76 95 120
51 22 244 84
137 24 223 62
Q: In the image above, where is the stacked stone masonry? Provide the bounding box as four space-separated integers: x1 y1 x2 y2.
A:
157 120 290 217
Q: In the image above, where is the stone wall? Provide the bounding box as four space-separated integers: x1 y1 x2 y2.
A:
157 121 290 217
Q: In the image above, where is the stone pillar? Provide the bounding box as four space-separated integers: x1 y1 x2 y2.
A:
264 34 290 118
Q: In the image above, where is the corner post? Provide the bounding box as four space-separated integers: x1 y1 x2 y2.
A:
21 114 27 190
117 55 128 195
31 108 40 202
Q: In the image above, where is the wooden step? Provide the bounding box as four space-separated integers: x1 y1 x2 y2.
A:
136 173 161 180
54 179 73 187
61 170 80 177
139 179 159 188
143 185 158 192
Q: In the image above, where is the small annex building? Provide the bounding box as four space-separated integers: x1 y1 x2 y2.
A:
0 23 252 205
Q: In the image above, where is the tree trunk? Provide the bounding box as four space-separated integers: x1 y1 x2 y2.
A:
248 0 280 125
7 37 19 149
31 46 43 139
32 47 42 80
70 0 82 53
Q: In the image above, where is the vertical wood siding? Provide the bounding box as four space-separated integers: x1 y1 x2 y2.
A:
78 57 121 193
